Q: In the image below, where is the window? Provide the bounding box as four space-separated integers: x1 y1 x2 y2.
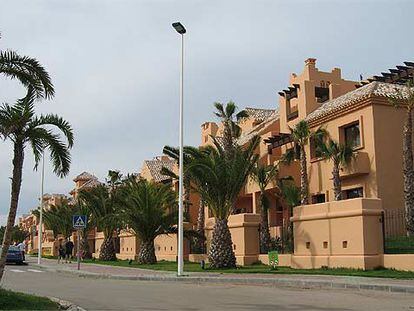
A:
343 187 363 199
344 123 361 148
310 137 323 159
311 193 326 204
315 86 329 103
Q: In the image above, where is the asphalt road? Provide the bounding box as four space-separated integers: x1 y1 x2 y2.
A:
1 263 414 311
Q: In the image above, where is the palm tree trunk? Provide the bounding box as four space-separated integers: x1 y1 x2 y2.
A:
208 219 236 268
403 109 414 236
138 239 156 264
300 144 309 205
81 230 91 259
184 177 191 222
0 143 24 281
332 161 342 201
192 199 205 254
223 121 234 157
99 234 116 261
259 192 271 254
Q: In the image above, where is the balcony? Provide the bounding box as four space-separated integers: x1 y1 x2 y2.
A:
287 110 298 121
340 151 370 178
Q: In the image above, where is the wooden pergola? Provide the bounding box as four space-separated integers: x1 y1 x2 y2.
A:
358 61 414 87
264 133 293 154
278 84 300 100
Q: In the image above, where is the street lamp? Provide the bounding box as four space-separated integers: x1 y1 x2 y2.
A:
172 21 186 276
37 152 45 265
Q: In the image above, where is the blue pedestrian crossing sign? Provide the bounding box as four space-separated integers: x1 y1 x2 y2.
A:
72 215 87 229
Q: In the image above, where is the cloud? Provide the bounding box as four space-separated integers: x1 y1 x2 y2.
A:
0 0 414 219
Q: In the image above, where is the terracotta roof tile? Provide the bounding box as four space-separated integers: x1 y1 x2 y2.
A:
237 110 280 145
145 157 176 183
73 171 98 182
245 107 278 122
306 82 412 123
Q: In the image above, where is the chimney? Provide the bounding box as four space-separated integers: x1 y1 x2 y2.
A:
305 58 317 67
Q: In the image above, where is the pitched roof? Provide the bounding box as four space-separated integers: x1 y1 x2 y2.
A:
144 157 176 183
73 171 98 182
237 110 280 146
245 107 278 122
306 81 412 123
78 178 102 189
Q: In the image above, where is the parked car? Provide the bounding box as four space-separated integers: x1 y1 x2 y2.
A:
0 245 24 264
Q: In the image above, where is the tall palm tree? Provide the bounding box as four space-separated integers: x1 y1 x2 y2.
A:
389 80 414 236
162 145 207 253
186 136 260 268
251 163 279 254
78 185 120 261
162 146 191 221
213 101 248 156
0 90 73 281
106 170 124 253
121 179 177 264
283 121 325 205
0 34 54 99
317 139 354 201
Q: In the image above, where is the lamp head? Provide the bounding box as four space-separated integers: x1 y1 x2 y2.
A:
172 22 186 34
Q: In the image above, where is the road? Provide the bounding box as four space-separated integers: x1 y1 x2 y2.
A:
1 263 413 311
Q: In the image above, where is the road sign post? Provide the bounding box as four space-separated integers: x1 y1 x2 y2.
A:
73 215 87 271
77 229 81 270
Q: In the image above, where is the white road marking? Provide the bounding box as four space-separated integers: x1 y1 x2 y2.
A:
27 269 43 273
9 269 24 273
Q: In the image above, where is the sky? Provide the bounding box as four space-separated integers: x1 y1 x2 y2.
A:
1 0 414 225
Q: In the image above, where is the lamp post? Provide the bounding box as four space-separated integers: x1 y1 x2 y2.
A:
37 152 45 265
172 21 186 276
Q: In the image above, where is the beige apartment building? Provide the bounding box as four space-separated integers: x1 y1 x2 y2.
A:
19 58 413 270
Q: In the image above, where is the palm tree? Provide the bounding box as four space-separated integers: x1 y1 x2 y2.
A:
121 179 177 264
33 202 73 240
251 163 279 254
78 185 120 261
0 34 54 99
213 101 248 156
162 145 207 253
283 121 325 205
279 179 300 253
107 170 123 190
106 170 124 253
185 136 260 268
0 90 73 281
317 139 354 201
74 201 94 259
389 80 414 236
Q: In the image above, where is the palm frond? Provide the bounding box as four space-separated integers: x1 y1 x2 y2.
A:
0 50 55 99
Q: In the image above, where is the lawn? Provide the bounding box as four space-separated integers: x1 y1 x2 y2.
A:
0 288 59 310
80 258 414 279
385 236 414 254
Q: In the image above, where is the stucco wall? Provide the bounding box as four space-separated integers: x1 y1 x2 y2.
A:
291 198 384 269
372 102 407 236
308 105 378 202
205 213 260 265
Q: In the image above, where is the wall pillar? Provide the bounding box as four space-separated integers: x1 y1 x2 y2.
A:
291 198 384 270
252 192 258 214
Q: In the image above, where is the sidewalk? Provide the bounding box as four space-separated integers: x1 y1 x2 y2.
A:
31 257 414 294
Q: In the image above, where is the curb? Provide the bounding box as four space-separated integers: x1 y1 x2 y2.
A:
35 264 414 294
49 297 86 311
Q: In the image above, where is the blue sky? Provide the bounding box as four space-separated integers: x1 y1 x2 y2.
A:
1 0 413 224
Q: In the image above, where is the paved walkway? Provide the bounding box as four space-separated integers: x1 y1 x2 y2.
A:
5 263 413 311
30 257 414 293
